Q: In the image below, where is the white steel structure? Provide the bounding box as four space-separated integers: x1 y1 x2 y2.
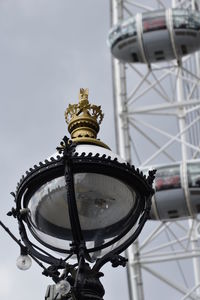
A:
110 0 200 299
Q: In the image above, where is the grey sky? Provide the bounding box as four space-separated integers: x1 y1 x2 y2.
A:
0 1 129 299
1 1 198 300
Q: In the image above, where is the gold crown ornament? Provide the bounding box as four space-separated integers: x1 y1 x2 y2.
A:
65 88 109 149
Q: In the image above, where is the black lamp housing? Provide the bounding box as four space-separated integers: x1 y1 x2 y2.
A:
5 89 156 300
15 136 155 261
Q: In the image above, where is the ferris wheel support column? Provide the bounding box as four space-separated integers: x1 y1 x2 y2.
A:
176 64 190 212
112 58 146 300
177 61 200 296
110 1 145 300
190 0 200 287
190 219 200 297
112 54 145 300
110 0 131 161
190 0 200 291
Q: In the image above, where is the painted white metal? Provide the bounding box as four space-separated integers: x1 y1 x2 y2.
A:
176 65 192 215
189 0 200 290
110 0 200 299
166 8 179 61
141 265 198 300
189 220 200 297
74 144 126 163
126 245 145 300
111 2 144 300
135 13 149 65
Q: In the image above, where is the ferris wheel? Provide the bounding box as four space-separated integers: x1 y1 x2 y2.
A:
109 0 200 299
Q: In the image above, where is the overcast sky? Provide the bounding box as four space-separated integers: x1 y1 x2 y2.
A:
1 1 199 300
0 1 130 299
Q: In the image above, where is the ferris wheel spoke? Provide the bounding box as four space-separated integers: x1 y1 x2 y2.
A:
156 0 166 8
129 120 175 162
127 70 151 103
151 58 177 70
141 236 188 256
123 4 134 17
185 108 200 157
180 284 200 300
129 116 200 166
164 228 190 288
133 111 177 116
173 221 189 233
127 64 172 103
151 70 172 103
139 222 166 250
181 65 200 82
185 105 200 150
141 265 197 299
163 223 188 251
186 219 196 250
140 250 200 264
186 104 200 116
177 0 194 9
127 71 173 105
153 63 198 87
186 82 200 101
139 222 175 251
192 146 200 159
128 132 142 164
127 100 200 114
124 0 154 11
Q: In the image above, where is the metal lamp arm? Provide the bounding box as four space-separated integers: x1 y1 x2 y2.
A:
0 220 25 250
18 219 66 268
0 219 54 277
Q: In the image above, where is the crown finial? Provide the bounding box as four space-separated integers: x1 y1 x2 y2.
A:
65 89 109 149
79 88 89 105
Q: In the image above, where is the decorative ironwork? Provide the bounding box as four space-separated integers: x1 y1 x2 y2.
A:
110 254 128 268
56 136 77 157
0 89 156 300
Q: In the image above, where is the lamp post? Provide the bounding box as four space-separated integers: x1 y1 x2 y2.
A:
2 88 155 300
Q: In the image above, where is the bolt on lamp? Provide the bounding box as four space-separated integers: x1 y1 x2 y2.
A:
3 89 156 300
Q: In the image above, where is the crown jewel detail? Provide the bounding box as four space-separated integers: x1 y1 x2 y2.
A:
64 89 108 148
65 89 104 125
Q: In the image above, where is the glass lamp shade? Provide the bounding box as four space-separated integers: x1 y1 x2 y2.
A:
16 144 151 260
28 172 136 251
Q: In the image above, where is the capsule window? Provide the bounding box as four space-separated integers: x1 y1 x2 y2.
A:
154 50 165 61
155 164 181 191
181 45 187 55
175 31 185 36
168 210 179 218
191 190 200 195
187 162 200 188
132 53 139 62
142 10 166 33
196 204 200 213
173 9 200 30
187 32 197 37
155 50 163 55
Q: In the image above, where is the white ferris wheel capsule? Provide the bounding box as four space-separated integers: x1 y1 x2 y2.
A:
108 8 200 64
109 0 200 299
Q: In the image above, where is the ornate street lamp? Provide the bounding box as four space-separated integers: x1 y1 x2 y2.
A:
2 89 155 300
